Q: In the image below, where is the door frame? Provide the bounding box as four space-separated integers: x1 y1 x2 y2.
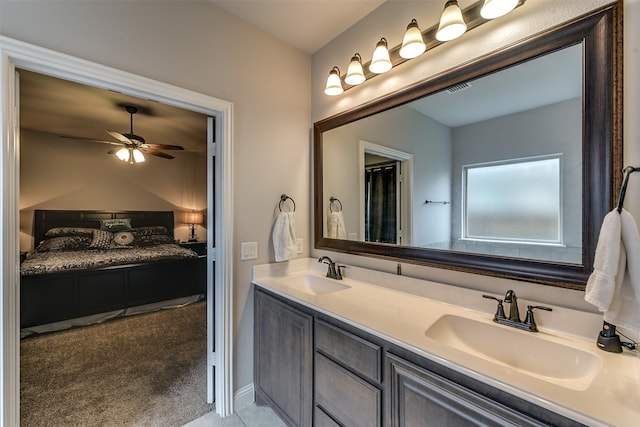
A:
358 140 414 245
0 36 235 424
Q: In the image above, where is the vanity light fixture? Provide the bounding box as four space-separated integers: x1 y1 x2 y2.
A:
324 66 344 96
322 0 524 96
480 0 519 19
436 0 467 41
345 53 366 85
399 19 426 59
369 38 392 74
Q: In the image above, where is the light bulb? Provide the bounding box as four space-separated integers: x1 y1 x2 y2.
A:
480 0 518 19
436 0 467 42
369 38 392 74
115 147 130 162
345 53 366 85
132 148 145 163
324 66 344 96
399 19 426 59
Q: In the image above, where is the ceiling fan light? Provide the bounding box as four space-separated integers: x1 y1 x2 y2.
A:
436 0 467 42
399 19 426 59
132 149 145 163
115 147 130 162
480 0 518 19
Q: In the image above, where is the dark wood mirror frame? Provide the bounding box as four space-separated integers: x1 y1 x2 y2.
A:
314 3 622 290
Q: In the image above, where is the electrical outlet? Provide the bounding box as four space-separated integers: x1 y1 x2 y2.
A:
240 241 258 260
296 238 303 254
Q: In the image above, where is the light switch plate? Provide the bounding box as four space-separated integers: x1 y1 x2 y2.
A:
296 238 303 254
240 241 258 260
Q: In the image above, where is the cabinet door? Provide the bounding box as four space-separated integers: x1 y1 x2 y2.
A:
386 354 547 427
254 289 313 427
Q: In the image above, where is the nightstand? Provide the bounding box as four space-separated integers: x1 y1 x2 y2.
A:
179 241 207 257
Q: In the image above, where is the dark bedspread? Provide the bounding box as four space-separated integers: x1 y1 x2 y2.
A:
21 244 198 276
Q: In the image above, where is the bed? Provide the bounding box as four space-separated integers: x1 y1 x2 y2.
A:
20 210 206 334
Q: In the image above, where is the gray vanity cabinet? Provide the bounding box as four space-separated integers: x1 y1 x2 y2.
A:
386 354 548 427
254 287 582 427
254 288 313 427
315 320 383 427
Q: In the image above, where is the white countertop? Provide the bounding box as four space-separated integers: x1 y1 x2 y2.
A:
252 258 640 427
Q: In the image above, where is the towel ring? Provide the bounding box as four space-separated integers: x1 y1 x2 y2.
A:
616 166 640 213
279 194 296 212
329 196 343 213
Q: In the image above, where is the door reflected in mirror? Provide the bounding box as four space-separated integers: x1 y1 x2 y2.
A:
323 44 582 264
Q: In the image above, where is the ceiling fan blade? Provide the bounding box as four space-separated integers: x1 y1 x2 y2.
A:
60 135 123 146
142 143 185 151
106 129 133 144
143 148 175 159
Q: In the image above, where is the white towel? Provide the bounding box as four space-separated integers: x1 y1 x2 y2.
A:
585 208 640 335
272 211 297 262
327 211 347 239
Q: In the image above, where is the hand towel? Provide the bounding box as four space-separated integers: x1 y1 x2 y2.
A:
585 208 640 335
603 209 640 334
585 209 623 311
272 211 297 262
327 211 347 239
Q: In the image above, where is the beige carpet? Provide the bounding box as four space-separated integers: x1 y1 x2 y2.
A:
20 301 214 427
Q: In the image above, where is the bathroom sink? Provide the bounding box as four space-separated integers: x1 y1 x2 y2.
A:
425 314 602 390
278 274 351 296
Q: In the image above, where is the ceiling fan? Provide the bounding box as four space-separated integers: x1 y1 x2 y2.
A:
63 105 184 164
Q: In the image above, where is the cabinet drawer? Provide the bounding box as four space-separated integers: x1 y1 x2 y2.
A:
316 319 381 383
316 353 382 427
315 406 341 427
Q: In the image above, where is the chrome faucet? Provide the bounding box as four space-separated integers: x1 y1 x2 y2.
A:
483 290 552 332
318 256 343 280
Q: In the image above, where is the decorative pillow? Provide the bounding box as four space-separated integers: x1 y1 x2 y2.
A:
89 229 113 249
133 233 174 247
130 226 169 237
36 235 92 252
44 227 95 238
112 231 134 246
99 218 132 232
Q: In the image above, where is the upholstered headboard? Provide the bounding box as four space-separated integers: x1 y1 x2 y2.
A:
32 210 175 245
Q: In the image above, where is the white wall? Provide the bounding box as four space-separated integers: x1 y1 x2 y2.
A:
312 0 635 313
0 0 311 396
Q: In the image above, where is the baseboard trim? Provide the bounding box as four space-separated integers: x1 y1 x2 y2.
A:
234 383 255 410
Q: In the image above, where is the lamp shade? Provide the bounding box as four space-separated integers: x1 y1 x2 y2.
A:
324 66 344 96
480 0 518 19
436 0 467 42
399 19 426 59
369 38 392 74
184 211 204 225
345 53 366 85
132 148 145 163
115 147 130 162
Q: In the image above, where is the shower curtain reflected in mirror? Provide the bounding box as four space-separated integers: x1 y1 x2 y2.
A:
365 161 398 243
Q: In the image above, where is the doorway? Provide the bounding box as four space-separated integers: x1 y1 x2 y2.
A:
0 38 234 424
359 140 414 246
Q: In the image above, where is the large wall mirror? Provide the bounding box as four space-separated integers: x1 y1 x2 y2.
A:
314 4 622 289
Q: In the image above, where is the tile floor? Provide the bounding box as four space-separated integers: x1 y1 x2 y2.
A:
183 404 286 427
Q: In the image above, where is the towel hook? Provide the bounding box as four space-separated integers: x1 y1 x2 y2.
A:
616 166 640 213
279 194 296 212
329 196 343 212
